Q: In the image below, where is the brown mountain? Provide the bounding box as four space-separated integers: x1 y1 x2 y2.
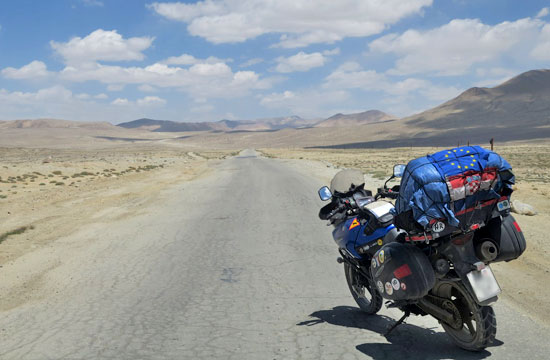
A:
117 116 319 132
116 118 212 132
404 69 550 130
315 110 396 127
312 69 550 148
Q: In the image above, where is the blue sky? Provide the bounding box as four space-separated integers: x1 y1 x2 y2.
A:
1 0 549 123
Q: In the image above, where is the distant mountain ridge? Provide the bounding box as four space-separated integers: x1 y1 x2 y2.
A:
0 118 117 130
117 118 212 132
315 110 396 127
4 69 550 145
117 115 321 132
117 111 396 133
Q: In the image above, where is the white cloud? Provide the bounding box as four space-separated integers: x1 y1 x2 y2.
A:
136 96 166 106
111 98 129 105
107 84 125 91
76 93 91 100
0 87 114 110
162 54 197 65
536 7 549 18
6 29 273 102
190 104 214 113
322 48 340 56
369 17 547 76
274 51 326 73
81 0 104 7
274 31 343 49
58 61 272 99
162 53 230 65
0 86 72 105
2 61 51 79
0 86 170 121
50 29 154 65
138 84 158 92
149 0 433 47
324 62 386 89
260 90 296 105
259 88 350 117
239 57 264 68
149 0 227 22
323 62 462 100
531 24 550 60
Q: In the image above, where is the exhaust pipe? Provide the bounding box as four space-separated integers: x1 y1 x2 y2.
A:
476 240 498 262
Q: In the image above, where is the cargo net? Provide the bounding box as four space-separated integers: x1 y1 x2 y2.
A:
394 146 515 235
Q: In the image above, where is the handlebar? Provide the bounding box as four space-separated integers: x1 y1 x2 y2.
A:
323 183 400 222
375 186 399 200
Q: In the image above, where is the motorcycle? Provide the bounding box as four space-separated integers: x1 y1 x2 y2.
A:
317 165 525 351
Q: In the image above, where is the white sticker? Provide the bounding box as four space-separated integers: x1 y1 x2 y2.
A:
378 250 385 264
391 278 400 290
385 282 393 296
371 257 378 268
432 221 446 233
497 200 510 211
377 281 384 294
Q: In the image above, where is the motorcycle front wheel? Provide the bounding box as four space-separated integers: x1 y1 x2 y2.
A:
344 262 382 315
432 280 497 351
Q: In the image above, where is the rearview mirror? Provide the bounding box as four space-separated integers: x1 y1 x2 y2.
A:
318 186 332 201
393 164 406 178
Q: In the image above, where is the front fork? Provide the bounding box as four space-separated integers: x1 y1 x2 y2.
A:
337 248 375 287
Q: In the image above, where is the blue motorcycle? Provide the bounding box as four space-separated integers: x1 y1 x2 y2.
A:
318 166 404 315
318 164 525 351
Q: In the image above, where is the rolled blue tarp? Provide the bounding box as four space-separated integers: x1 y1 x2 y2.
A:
394 146 514 229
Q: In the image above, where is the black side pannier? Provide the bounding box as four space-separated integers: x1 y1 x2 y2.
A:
371 242 435 300
475 214 526 263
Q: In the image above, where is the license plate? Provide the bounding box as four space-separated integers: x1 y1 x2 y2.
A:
497 200 510 211
466 266 501 303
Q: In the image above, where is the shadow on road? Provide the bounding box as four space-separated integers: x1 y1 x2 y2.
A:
298 306 502 359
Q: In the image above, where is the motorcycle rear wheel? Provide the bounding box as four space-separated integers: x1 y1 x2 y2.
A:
344 262 382 314
432 280 497 351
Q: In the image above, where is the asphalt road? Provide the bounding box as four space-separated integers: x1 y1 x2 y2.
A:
0 150 548 359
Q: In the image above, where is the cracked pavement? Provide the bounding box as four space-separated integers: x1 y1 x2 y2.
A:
0 150 548 359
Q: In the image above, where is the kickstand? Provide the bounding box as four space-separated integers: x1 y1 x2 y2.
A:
384 310 410 337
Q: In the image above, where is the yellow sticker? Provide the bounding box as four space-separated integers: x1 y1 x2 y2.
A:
378 250 385 264
349 218 360 230
377 239 383 246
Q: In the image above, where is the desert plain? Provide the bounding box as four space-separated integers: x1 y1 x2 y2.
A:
1 123 549 323
0 121 549 358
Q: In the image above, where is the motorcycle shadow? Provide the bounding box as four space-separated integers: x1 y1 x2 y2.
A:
297 306 502 360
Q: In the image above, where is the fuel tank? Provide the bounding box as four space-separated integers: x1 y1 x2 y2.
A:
332 216 395 258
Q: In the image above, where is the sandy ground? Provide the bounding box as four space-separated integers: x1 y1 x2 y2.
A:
0 145 236 311
0 150 548 359
260 145 550 326
2 142 548 323
0 130 549 357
